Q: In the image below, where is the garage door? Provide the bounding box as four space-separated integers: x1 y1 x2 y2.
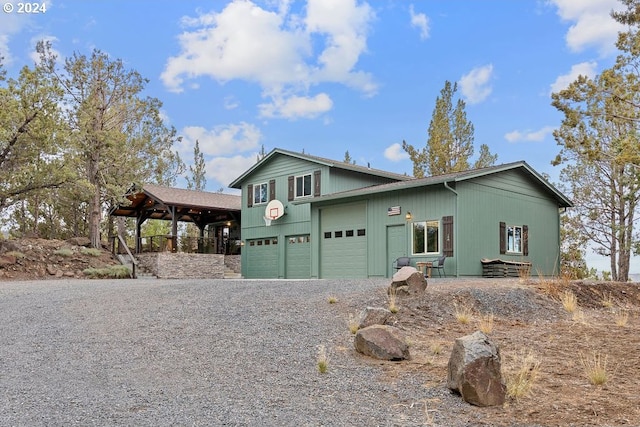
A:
245 237 279 278
320 203 367 278
285 235 310 279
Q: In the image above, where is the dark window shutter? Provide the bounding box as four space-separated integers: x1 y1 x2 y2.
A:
247 184 253 208
314 170 321 197
442 215 454 257
523 225 529 256
288 176 294 201
499 222 506 254
269 179 276 202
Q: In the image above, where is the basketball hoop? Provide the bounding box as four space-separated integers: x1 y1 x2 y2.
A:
263 200 284 227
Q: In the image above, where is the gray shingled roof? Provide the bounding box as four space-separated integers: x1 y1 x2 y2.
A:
229 148 411 188
142 184 241 210
292 161 573 207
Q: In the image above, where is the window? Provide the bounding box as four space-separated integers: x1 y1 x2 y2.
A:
324 232 332 239
335 231 343 238
295 174 312 198
507 225 522 253
346 230 354 237
253 182 268 205
412 220 439 255
357 229 366 236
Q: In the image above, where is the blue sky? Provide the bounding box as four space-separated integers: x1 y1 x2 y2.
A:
1 0 635 274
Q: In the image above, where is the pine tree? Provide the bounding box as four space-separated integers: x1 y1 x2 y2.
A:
403 80 496 177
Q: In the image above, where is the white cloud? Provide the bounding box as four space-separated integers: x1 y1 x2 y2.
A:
550 0 625 56
549 61 597 94
258 92 333 119
178 122 262 158
384 143 409 162
459 64 493 105
504 126 555 143
409 4 430 40
161 0 376 119
207 154 259 188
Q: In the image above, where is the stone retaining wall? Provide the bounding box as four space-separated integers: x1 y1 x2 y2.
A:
136 253 225 279
225 255 241 274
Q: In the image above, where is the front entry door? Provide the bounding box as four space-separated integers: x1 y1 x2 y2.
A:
387 224 407 277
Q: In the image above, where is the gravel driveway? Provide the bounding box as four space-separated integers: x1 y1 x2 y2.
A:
0 278 450 426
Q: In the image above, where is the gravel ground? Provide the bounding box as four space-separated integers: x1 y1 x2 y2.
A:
0 277 475 427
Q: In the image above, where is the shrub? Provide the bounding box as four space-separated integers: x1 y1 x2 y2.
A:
80 247 102 257
83 265 131 279
54 248 74 257
6 251 25 259
327 296 338 304
505 350 541 400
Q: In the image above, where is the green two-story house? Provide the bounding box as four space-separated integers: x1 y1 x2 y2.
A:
230 148 572 279
229 148 410 278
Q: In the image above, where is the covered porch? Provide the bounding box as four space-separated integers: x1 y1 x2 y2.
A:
110 184 242 255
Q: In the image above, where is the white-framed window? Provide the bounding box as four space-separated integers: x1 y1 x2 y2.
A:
411 220 439 255
295 174 312 198
507 225 522 253
253 182 268 205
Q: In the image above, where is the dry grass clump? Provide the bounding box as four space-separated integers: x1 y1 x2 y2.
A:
478 313 495 334
504 350 541 401
348 313 359 334
560 290 578 313
429 342 444 356
388 287 399 313
317 345 329 374
327 295 338 304
614 308 630 327
600 291 615 309
579 351 609 386
454 302 473 324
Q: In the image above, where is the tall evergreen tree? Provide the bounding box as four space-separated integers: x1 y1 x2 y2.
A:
0 59 70 215
403 80 496 177
551 0 640 281
37 42 183 248
186 140 207 191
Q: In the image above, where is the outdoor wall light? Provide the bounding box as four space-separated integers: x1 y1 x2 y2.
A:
405 211 412 221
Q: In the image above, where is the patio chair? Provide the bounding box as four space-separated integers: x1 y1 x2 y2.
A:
393 257 411 271
433 255 446 277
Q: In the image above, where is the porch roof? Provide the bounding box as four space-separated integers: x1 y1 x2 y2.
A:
110 184 241 226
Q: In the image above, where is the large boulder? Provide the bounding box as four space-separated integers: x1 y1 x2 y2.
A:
354 325 410 361
389 266 427 296
357 307 392 330
447 331 506 407
67 237 91 247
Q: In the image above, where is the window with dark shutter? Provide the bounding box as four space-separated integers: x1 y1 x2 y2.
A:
247 184 253 208
442 215 454 257
314 170 321 197
269 179 276 202
523 225 529 256
288 176 294 201
499 222 506 254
